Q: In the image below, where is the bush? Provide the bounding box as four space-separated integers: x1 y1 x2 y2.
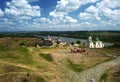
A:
76 40 81 44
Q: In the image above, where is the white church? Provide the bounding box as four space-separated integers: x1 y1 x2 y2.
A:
88 36 104 48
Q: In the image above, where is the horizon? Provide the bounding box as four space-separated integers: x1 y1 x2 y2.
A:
0 30 120 33
0 0 120 31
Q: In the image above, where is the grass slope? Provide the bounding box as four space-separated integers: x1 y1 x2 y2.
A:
0 37 119 82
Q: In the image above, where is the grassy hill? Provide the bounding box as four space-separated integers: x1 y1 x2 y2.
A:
0 37 119 82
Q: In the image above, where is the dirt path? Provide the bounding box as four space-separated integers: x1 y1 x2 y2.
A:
0 60 55 77
68 57 120 82
0 60 38 71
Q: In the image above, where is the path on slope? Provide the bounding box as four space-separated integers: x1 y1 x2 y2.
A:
0 60 54 76
70 57 120 82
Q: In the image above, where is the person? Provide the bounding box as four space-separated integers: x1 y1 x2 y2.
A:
77 48 81 53
73 48 77 53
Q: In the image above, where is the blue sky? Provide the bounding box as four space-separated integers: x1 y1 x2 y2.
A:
0 0 120 31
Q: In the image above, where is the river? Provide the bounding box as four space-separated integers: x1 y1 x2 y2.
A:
36 36 113 47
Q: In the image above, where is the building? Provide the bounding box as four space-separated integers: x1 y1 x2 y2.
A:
88 36 104 48
43 35 67 47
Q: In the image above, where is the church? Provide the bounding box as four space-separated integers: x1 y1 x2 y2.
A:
88 36 104 48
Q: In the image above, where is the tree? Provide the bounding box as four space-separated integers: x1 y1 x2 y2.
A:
76 40 81 44
82 42 86 48
71 42 74 45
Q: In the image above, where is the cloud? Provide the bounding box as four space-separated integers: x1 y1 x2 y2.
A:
97 0 120 9
79 12 101 20
85 5 98 15
96 0 120 20
79 5 101 20
0 0 120 31
55 0 80 12
5 0 41 17
49 11 67 18
79 12 93 20
64 16 77 23
103 8 120 20
79 0 120 21
49 0 99 18
0 9 4 17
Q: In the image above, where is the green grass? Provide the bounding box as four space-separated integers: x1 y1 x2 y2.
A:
39 53 53 62
67 59 84 72
36 76 46 82
0 47 33 65
99 72 107 82
0 74 46 82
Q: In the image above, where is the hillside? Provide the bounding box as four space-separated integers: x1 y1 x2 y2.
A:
0 37 119 82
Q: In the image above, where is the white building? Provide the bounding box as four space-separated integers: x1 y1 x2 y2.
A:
88 36 104 48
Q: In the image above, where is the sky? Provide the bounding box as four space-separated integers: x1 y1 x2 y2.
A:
0 0 120 31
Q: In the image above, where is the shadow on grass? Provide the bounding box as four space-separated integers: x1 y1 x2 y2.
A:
99 72 107 82
36 76 46 82
67 59 84 72
39 53 53 62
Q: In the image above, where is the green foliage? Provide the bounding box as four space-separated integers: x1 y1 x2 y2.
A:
71 42 74 45
67 59 83 72
76 40 81 44
19 40 32 47
112 43 120 48
39 53 53 62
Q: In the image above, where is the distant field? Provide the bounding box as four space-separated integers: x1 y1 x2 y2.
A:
0 31 120 42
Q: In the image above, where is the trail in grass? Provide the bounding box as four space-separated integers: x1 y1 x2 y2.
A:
0 60 55 77
68 57 120 82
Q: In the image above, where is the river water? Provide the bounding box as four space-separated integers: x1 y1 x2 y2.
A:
38 36 113 47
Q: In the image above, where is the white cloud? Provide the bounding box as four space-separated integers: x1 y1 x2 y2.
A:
79 12 92 20
96 0 120 20
86 5 98 14
104 8 120 20
0 9 4 17
50 0 99 18
0 0 120 31
97 0 120 9
79 12 100 20
55 0 80 12
56 16 78 23
65 16 77 23
5 0 41 17
79 0 120 21
48 0 100 30
33 17 52 24
49 11 67 18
